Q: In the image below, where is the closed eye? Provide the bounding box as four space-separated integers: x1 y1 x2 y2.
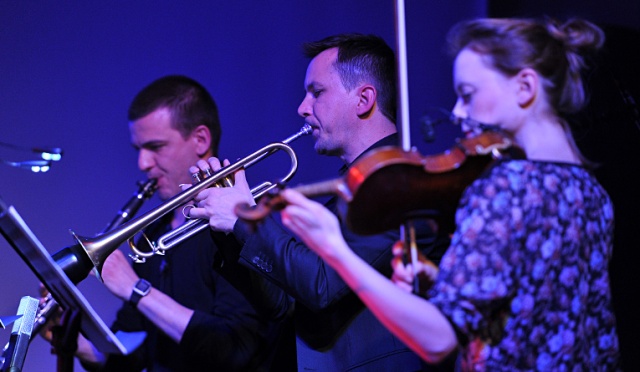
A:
141 141 165 152
460 93 472 104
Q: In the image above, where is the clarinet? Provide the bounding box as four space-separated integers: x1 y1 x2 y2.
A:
0 179 157 368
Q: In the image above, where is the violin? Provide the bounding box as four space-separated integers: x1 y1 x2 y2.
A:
235 130 525 236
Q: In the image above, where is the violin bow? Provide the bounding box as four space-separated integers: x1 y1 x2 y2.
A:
394 0 437 295
395 0 412 151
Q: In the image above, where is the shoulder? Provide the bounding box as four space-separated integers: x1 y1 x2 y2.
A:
469 159 600 195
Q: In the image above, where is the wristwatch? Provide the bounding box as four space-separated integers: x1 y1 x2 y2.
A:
129 279 151 307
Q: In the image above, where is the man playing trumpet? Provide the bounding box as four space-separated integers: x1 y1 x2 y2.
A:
42 75 293 371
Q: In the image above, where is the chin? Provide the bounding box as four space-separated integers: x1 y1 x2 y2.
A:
158 188 174 201
314 142 328 155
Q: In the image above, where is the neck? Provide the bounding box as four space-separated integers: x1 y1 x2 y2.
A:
515 117 580 164
341 121 397 164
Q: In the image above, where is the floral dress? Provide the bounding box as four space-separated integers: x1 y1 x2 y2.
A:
428 159 620 371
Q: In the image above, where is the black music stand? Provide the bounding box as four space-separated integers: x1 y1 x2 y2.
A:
0 196 143 359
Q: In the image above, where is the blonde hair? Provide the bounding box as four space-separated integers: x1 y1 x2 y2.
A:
447 18 604 115
447 18 605 166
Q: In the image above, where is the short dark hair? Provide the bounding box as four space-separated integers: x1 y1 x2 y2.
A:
128 75 222 156
303 34 397 123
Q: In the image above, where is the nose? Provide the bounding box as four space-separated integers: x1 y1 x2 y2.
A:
451 99 467 120
451 100 474 134
297 95 311 118
138 149 154 172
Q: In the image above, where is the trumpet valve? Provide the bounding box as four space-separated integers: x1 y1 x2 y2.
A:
191 172 203 183
191 167 213 183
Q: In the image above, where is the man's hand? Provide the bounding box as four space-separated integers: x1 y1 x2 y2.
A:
188 157 255 233
100 249 139 301
37 284 61 343
37 285 106 365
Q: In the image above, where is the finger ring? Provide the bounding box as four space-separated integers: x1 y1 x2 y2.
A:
182 205 196 219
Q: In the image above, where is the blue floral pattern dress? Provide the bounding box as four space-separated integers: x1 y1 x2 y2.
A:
428 159 620 371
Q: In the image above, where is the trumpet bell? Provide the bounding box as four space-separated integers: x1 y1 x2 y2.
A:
53 125 311 281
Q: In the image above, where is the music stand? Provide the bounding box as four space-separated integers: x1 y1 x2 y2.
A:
0 196 141 356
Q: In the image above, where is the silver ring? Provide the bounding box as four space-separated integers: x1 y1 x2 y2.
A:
182 204 196 219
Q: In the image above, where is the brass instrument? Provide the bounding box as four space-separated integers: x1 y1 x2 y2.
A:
149 124 311 256
51 125 311 282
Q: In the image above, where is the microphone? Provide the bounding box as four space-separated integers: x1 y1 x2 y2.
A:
451 116 501 134
1 296 39 372
419 108 500 142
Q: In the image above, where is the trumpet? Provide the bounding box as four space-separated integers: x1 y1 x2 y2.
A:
51 124 311 282
149 124 311 256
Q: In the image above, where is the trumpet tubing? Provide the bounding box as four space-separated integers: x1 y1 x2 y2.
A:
54 125 311 281
153 124 312 253
154 179 276 252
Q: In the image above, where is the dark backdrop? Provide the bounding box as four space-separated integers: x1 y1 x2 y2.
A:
1 1 637 371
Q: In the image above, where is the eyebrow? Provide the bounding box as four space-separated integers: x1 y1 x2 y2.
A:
305 81 322 92
454 82 472 92
133 140 165 151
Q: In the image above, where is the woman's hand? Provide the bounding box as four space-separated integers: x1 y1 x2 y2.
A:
280 189 348 262
391 241 439 294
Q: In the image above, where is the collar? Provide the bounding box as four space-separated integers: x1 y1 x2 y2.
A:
338 133 399 176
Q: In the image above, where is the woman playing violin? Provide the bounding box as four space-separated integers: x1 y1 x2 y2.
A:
277 18 620 370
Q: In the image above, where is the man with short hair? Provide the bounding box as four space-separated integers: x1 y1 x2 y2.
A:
189 35 449 371
44 75 291 371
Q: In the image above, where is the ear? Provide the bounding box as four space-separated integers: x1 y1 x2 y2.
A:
355 84 377 117
190 125 212 157
515 68 538 108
